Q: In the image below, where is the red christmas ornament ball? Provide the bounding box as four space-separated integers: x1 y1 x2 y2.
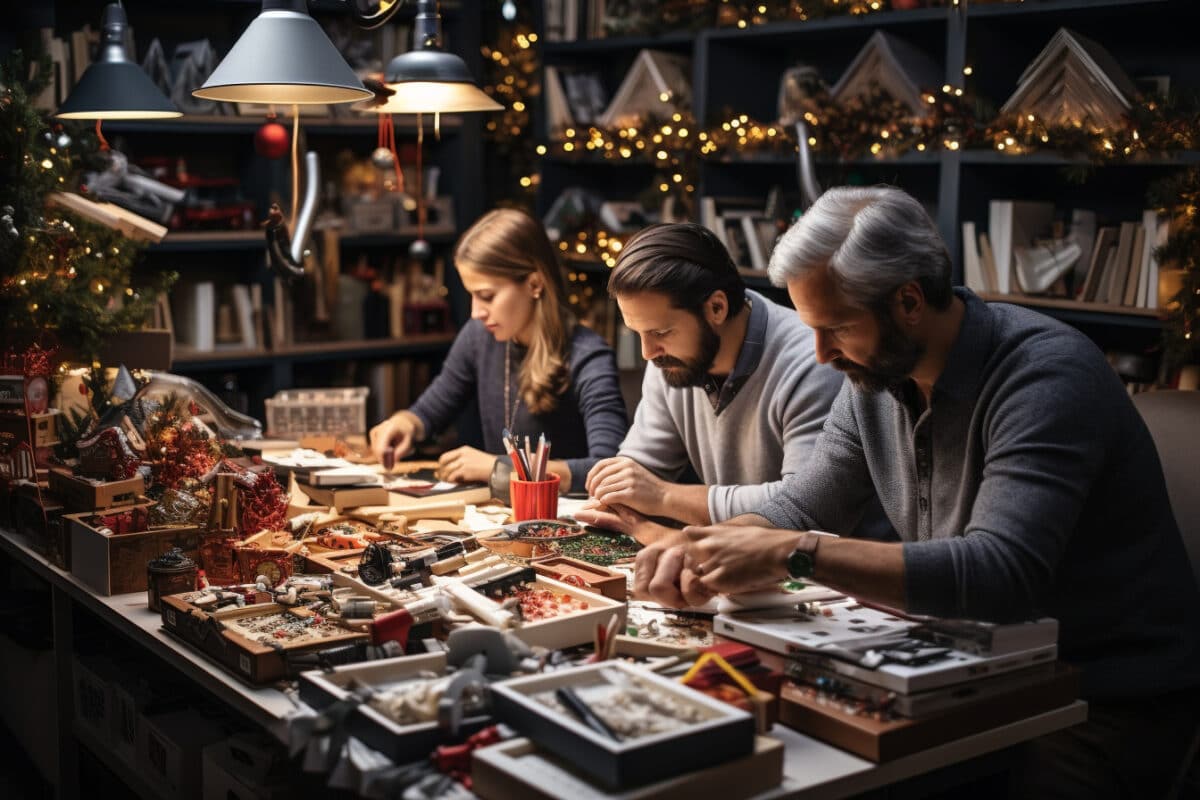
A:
255 121 290 159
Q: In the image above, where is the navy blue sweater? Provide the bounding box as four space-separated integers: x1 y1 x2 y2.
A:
765 289 1200 700
408 320 628 490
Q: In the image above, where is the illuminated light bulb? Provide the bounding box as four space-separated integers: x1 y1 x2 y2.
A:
917 143 926 151
1005 137 1015 146
672 173 682 183
808 136 817 146
40 158 53 169
659 91 671 101
563 142 575 152
576 243 587 254
656 150 667 160
659 183 669 192
679 128 689 137
513 101 525 112
661 125 672 134
963 66 973 76
536 145 547 155
519 176 532 187
611 241 622 252
565 127 575 137
942 84 952 94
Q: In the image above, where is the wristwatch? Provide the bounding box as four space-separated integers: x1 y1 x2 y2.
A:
786 533 820 580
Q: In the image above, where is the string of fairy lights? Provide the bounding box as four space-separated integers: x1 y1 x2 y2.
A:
480 0 1200 365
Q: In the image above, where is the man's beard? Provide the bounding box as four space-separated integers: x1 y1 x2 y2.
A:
832 313 924 394
653 320 722 388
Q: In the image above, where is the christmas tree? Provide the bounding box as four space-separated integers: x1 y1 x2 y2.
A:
0 50 175 363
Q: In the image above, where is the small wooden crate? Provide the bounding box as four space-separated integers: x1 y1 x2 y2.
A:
29 410 61 447
49 467 145 512
160 598 368 684
68 511 201 595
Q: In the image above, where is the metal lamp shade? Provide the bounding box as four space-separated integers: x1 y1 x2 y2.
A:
356 50 503 114
56 4 181 119
193 2 371 105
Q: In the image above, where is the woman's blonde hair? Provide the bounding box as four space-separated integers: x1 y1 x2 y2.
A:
454 208 576 415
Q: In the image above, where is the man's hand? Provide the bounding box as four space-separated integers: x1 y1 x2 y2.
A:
585 456 670 518
369 411 422 469
631 529 716 608
437 446 497 484
574 502 678 545
683 523 802 596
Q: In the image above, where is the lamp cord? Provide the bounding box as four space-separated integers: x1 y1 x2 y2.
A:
290 106 300 227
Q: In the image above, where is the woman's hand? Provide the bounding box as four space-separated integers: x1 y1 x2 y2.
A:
369 411 422 469
437 446 498 484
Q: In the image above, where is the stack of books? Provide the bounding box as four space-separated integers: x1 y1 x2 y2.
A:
715 598 1076 761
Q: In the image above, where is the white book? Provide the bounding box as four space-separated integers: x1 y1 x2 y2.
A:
543 65 574 131
961 221 985 292
989 200 1055 295
172 282 215 352
231 284 256 350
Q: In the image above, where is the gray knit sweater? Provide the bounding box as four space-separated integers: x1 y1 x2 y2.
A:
618 290 844 522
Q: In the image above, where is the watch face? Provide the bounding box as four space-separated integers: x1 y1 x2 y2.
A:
787 548 814 580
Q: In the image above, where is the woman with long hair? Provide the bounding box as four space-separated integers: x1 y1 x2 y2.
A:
369 208 629 493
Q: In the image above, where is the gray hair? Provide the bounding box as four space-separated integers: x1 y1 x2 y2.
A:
767 186 953 313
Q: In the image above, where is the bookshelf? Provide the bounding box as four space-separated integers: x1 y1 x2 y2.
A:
38 0 491 425
536 0 1193 370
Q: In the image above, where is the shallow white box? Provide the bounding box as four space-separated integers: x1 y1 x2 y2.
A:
490 661 756 790
473 574 627 651
299 651 492 764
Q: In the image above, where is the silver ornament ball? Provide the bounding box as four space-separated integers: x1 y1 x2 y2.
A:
371 147 396 170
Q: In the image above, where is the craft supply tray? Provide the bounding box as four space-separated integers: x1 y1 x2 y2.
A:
489 661 755 790
471 574 627 651
160 597 368 684
299 652 493 763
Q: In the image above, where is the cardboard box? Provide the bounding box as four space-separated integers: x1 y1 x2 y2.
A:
491 661 756 790
73 654 117 739
139 709 226 800
68 512 201 595
202 742 291 800
109 671 151 767
777 662 1079 762
49 467 144 512
472 734 784 800
29 410 60 447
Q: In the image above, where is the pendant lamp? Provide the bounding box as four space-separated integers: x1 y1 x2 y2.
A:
355 0 503 114
193 0 371 105
56 4 181 120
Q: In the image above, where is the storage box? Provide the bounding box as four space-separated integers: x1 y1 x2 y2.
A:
296 481 388 511
531 556 627 601
777 662 1080 762
160 598 369 684
139 709 227 800
73 654 118 739
49 467 145 512
264 386 368 438
471 734 784 800
202 741 291 800
68 512 200 595
474 574 627 651
346 196 397 233
29 410 60 447
490 661 756 790
299 652 492 763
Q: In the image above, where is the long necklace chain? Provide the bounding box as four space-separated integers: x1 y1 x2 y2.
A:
504 340 521 433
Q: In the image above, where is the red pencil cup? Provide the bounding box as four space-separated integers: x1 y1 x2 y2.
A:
510 473 560 522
